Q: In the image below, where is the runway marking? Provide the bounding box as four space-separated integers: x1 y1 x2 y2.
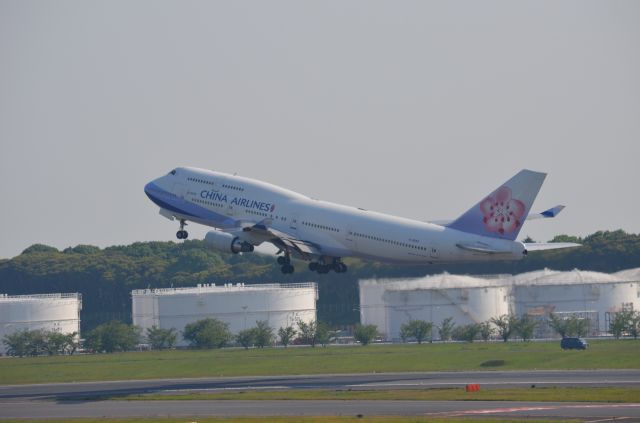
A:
348 380 640 388
161 386 290 393
585 418 634 422
425 403 640 417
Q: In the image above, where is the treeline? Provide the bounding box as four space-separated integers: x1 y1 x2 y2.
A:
2 318 333 356
0 230 639 331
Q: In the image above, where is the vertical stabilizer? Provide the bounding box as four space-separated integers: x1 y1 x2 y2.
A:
447 170 546 240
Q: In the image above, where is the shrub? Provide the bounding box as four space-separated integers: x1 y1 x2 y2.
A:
400 320 433 344
183 318 232 349
354 324 378 346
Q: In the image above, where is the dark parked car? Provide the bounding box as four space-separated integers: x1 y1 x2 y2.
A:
561 337 588 350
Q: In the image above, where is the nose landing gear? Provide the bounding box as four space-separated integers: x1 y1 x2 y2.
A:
176 219 188 240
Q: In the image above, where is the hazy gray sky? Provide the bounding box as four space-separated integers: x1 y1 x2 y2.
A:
1 1 639 259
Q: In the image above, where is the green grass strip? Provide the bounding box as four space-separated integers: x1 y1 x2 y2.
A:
1 340 638 385
0 417 580 423
118 386 640 403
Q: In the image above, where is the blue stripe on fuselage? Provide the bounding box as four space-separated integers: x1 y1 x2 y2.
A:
144 182 231 225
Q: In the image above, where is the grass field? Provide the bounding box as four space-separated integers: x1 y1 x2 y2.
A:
0 419 580 423
1 339 638 385
121 387 640 403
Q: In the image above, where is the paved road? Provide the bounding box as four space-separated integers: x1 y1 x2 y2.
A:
2 369 639 401
1 399 640 420
1 370 639 420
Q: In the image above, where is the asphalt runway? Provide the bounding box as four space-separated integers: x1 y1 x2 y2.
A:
1 370 639 420
2 399 640 420
2 369 640 401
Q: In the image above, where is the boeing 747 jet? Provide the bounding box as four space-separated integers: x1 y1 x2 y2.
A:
144 168 578 274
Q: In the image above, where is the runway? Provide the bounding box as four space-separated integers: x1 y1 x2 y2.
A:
1 370 639 420
2 399 640 420
2 369 640 401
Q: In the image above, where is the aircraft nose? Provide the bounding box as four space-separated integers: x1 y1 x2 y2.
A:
144 181 157 200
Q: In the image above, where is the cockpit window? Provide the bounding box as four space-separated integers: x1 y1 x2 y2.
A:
168 169 176 175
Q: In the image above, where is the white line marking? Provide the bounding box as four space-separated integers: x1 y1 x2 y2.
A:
161 386 290 393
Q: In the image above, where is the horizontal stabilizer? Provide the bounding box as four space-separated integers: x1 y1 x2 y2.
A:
524 242 581 251
527 205 565 220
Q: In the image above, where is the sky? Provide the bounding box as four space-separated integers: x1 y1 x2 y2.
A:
1 1 639 259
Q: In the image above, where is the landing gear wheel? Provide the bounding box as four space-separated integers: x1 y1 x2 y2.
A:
309 262 318 272
317 265 330 274
281 264 294 274
176 220 188 240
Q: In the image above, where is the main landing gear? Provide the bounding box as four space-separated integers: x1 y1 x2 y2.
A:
277 254 294 274
308 259 348 274
176 219 189 240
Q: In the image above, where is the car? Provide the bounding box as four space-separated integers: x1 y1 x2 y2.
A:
561 337 588 350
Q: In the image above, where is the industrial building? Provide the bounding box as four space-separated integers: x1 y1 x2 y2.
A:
132 282 318 347
359 268 640 341
0 293 82 355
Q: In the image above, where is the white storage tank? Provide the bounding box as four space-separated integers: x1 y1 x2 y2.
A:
0 293 82 355
132 282 318 347
511 269 640 334
360 274 510 341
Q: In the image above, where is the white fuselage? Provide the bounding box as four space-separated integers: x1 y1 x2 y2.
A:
145 167 526 265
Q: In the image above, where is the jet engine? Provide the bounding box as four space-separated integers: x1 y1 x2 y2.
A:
204 230 254 254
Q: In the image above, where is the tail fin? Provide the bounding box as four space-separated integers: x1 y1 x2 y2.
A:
447 169 546 240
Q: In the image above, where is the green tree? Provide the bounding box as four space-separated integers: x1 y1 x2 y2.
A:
236 328 255 349
3 330 32 357
549 313 570 338
490 315 518 342
85 321 140 353
296 319 317 346
479 321 494 342
452 324 481 343
630 312 640 340
21 244 59 254
610 311 628 339
61 332 80 355
297 319 333 347
277 325 296 347
183 318 231 349
43 331 77 355
550 234 583 243
515 314 538 342
568 316 590 337
315 321 333 347
354 324 378 346
146 326 177 350
253 320 274 348
400 320 433 344
438 317 455 342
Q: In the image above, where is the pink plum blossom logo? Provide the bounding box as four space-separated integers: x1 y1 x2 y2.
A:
480 186 525 235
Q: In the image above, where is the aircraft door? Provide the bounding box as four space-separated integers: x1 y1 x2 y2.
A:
289 212 299 236
345 225 357 251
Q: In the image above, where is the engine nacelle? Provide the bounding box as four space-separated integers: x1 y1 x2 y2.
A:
205 230 254 254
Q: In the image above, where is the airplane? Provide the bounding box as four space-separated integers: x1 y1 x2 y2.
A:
144 167 579 274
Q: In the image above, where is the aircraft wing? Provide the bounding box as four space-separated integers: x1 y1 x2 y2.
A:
242 220 322 258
